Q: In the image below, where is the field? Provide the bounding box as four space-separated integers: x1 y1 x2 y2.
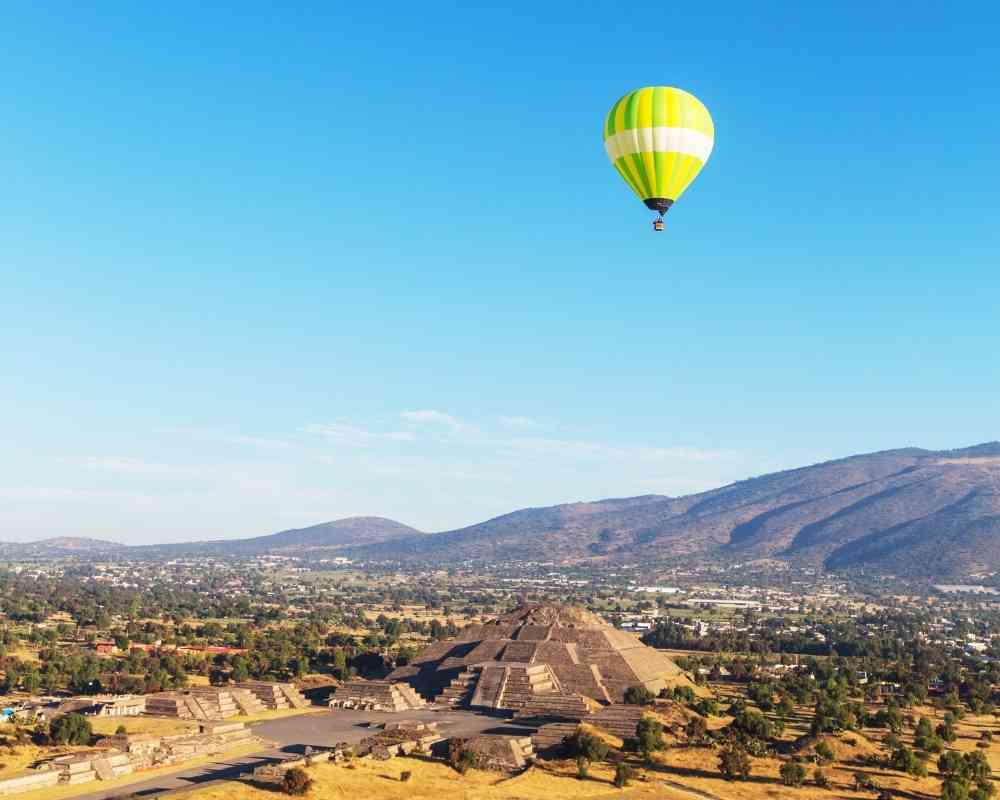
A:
89 715 195 736
182 756 687 800
171 687 1000 800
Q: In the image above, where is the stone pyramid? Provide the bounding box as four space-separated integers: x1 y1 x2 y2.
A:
387 604 694 708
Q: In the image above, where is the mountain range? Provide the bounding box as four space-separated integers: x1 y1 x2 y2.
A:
4 443 999 578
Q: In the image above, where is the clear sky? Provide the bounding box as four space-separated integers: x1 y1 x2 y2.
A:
2 2 998 543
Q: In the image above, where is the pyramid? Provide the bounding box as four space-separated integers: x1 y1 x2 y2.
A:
387 604 695 708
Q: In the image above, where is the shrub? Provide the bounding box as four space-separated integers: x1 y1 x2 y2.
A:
685 716 708 742
888 745 926 777
49 714 92 746
576 755 589 779
813 767 829 788
400 770 412 782
567 731 609 762
694 698 719 717
780 760 806 787
814 740 834 764
280 767 313 796
718 745 751 781
941 778 970 800
115 724 127 735
624 686 654 706
451 748 477 775
613 763 636 788
636 716 665 757
853 771 877 791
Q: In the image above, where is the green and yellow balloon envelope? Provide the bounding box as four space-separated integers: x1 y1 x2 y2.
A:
603 87 714 226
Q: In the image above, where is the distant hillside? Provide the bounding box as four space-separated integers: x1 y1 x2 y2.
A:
348 443 1000 579
0 537 123 558
137 516 424 556
6 442 1000 578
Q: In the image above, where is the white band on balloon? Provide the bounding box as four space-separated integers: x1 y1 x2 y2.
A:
604 126 714 164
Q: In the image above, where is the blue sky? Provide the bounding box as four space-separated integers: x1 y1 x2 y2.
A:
2 2 998 543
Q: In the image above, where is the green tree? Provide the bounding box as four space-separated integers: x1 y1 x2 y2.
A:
624 685 654 706
814 740 834 764
718 745 751 781
49 713 92 745
280 766 313 796
636 716 665 757
780 760 806 787
613 763 636 788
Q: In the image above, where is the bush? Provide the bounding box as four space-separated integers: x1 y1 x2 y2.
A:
718 745 751 781
814 740 834 764
451 748 477 775
624 686 654 706
694 698 719 717
888 745 926 777
49 714 92 746
115 724 127 735
636 716 665 756
280 767 313 796
576 755 589 779
613 763 636 788
814 767 829 788
400 770 412 782
780 760 806 787
567 731 609 762
685 716 708 742
728 709 774 741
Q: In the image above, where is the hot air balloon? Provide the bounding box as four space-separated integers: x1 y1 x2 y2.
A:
603 86 714 231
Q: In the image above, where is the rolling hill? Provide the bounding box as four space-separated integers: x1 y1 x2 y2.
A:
137 516 424 556
5 443 999 578
346 442 1000 578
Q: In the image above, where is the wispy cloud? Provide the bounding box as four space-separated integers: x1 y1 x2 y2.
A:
400 409 466 430
77 457 203 477
498 415 542 429
502 437 731 464
301 422 415 447
0 486 155 502
154 427 295 450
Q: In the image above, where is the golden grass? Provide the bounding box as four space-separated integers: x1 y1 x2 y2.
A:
89 716 195 737
0 744 75 778
181 756 687 800
9 740 264 800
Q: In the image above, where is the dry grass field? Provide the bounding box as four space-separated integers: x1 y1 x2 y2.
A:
179 692 1000 800
182 756 688 800
89 715 195 737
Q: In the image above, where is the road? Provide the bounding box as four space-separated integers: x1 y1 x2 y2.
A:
73 706 534 800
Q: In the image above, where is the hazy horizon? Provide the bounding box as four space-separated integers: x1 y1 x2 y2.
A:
3 3 997 544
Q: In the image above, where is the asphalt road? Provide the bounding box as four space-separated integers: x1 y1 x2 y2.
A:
72 706 534 800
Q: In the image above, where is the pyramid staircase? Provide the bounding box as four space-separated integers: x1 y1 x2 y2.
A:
513 692 592 724
436 669 480 707
329 680 428 712
530 721 580 752
230 687 267 715
236 681 309 710
587 705 649 739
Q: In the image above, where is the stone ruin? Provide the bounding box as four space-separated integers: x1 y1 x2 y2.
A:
387 603 697 714
447 734 536 772
235 680 310 710
0 721 259 796
328 679 427 712
530 704 657 752
250 749 340 786
355 720 444 760
144 681 308 720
